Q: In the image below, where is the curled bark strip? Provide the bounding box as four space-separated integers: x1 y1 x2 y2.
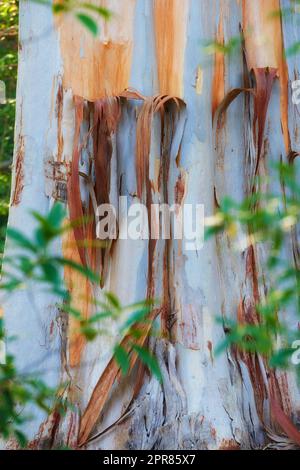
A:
67 91 186 368
135 94 186 331
288 150 300 165
78 308 161 447
135 95 186 201
214 87 254 128
119 88 147 101
68 91 186 275
67 96 122 280
92 97 121 283
214 67 277 182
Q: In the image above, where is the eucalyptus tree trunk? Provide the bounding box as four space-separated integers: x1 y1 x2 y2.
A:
3 0 300 450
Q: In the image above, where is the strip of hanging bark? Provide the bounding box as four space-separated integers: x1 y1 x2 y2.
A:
11 135 25 206
93 97 121 207
67 96 86 266
288 150 299 164
62 221 91 368
252 67 278 173
67 91 185 368
153 0 189 97
270 396 300 447
67 96 121 282
236 299 267 420
236 246 292 425
214 67 277 180
136 95 185 200
56 82 64 163
93 97 121 283
214 87 254 128
135 94 186 331
65 91 145 367
78 308 161 447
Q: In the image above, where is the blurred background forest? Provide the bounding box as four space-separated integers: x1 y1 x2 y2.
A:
0 0 18 256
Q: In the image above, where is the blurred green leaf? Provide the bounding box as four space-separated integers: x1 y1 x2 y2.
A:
80 3 111 20
114 345 130 375
54 257 100 284
6 228 36 252
131 344 162 382
76 13 98 36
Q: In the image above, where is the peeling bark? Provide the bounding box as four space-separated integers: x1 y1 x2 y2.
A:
3 0 300 450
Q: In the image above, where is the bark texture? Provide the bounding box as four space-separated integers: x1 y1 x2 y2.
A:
3 0 300 450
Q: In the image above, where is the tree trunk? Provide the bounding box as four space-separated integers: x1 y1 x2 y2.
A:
3 0 300 450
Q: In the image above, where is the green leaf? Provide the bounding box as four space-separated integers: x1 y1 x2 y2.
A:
80 3 112 20
270 348 293 369
54 257 100 284
64 305 82 320
14 430 27 448
105 292 121 310
6 228 36 252
0 279 22 292
88 311 113 323
16 256 33 275
285 42 300 57
76 13 98 36
41 262 61 285
131 344 162 382
52 4 68 14
47 203 66 229
114 345 130 375
80 325 97 341
32 203 66 243
215 336 232 356
34 227 47 248
121 308 151 332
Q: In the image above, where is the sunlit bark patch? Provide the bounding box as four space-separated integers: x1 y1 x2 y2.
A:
211 15 225 121
57 1 136 101
242 0 290 154
153 0 189 97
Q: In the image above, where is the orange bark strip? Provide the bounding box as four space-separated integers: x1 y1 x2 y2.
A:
270 396 300 446
253 67 278 165
57 1 136 101
56 83 64 162
211 16 225 121
62 220 91 369
153 0 189 98
243 0 281 70
242 0 290 153
78 308 161 447
67 96 86 267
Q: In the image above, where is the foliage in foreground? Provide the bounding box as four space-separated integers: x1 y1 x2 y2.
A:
206 163 300 379
0 203 160 447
